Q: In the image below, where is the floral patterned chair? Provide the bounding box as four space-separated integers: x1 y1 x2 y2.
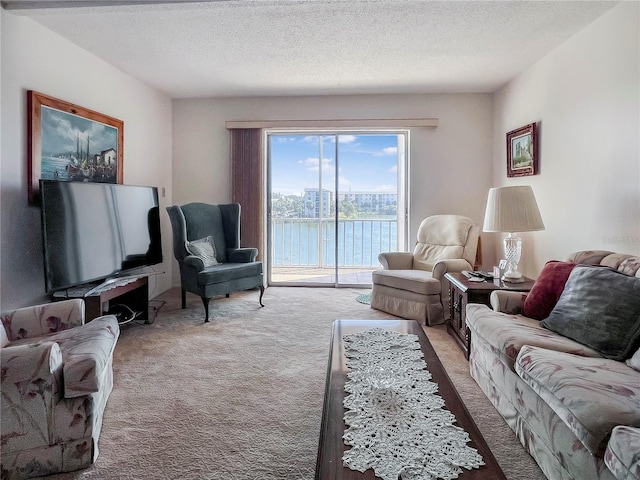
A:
1 299 120 479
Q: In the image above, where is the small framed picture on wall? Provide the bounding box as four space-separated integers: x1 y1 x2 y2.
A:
506 123 538 177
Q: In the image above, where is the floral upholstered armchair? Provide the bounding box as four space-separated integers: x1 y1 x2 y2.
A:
1 299 120 479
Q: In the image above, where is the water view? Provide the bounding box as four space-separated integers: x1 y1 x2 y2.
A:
269 132 405 284
272 218 398 267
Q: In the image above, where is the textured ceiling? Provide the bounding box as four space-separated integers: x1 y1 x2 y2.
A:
6 0 619 98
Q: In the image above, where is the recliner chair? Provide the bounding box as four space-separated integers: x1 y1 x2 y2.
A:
166 202 264 322
371 214 479 326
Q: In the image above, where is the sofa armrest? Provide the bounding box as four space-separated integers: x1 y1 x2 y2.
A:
378 252 414 270
605 425 640 480
1 299 85 342
227 247 258 263
1 342 62 384
62 315 120 398
490 290 526 314
432 259 473 280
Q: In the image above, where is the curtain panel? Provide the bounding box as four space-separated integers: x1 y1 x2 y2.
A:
230 128 264 261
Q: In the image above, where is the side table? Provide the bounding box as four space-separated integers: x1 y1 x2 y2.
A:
444 272 535 359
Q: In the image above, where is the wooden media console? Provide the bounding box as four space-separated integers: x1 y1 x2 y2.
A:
52 276 152 324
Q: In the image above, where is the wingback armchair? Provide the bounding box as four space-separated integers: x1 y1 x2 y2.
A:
166 202 264 323
1 299 119 479
371 214 479 326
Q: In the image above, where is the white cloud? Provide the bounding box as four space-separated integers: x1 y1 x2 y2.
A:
304 157 333 172
373 184 396 192
298 134 358 146
338 135 357 144
388 165 397 173
374 146 398 156
339 176 352 187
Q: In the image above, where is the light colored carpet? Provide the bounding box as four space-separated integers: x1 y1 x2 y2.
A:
49 287 544 480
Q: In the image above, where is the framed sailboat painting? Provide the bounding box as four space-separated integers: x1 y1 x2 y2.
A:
27 90 124 204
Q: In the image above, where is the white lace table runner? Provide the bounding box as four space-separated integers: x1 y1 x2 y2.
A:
342 328 485 480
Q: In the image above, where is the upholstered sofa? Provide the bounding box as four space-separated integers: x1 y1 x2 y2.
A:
466 250 640 480
1 299 119 479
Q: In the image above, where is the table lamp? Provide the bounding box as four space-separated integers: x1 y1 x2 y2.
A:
482 185 545 282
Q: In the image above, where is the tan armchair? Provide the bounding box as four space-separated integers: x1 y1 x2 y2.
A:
371 214 479 326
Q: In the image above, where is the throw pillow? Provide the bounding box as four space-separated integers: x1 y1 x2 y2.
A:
522 261 577 320
541 265 640 361
185 236 218 267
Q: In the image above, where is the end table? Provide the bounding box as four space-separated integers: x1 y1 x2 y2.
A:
445 272 535 359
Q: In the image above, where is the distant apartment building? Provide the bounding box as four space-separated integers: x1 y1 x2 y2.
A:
303 188 334 217
339 191 397 214
302 189 398 217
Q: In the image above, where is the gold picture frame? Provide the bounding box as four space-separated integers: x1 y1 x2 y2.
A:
28 90 124 203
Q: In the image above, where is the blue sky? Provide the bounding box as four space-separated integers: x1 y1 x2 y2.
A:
270 134 400 196
41 106 118 157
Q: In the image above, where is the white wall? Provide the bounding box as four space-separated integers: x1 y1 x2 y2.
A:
492 1 640 277
0 10 174 310
172 94 494 284
5 2 632 303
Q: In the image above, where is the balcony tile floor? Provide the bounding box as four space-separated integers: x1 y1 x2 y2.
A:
270 267 374 286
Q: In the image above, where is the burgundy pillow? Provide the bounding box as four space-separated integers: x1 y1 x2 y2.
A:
522 261 577 320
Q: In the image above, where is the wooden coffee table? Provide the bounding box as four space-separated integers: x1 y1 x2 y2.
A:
315 319 506 480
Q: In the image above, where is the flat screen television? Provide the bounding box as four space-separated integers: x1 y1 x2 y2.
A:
40 180 162 293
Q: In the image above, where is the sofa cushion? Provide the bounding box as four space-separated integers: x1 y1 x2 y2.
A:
371 269 440 295
605 426 640 480
522 261 576 320
197 261 263 285
541 265 640 360
465 304 601 372
0 342 63 383
0 322 8 348
516 345 640 456
627 347 640 372
10 315 120 398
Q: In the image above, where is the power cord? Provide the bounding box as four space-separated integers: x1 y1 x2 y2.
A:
107 304 141 325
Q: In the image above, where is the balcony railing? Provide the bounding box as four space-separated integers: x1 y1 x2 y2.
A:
271 218 398 268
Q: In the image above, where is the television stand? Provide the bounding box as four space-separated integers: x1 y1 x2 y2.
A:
52 276 152 324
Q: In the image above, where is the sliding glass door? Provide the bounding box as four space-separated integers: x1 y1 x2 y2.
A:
268 131 408 287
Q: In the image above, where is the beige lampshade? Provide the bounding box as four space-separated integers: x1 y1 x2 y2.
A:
483 186 545 233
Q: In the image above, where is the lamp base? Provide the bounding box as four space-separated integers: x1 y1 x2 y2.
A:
502 271 525 283
502 232 524 283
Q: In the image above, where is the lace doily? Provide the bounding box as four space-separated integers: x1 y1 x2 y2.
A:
342 328 485 480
